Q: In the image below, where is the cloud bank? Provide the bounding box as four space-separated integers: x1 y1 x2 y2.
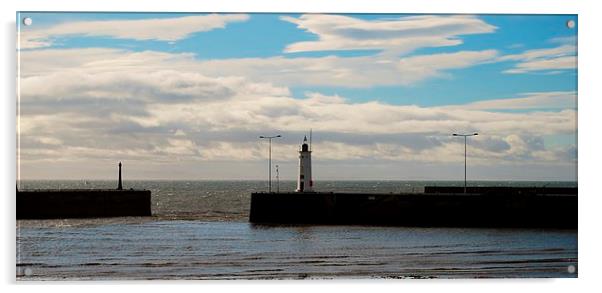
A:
18 48 576 173
281 14 496 55
20 14 250 49
20 48 498 88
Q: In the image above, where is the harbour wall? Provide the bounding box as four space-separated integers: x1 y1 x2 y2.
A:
249 188 577 228
424 186 576 195
17 189 152 219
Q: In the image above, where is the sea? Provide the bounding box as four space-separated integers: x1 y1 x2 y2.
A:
16 180 578 280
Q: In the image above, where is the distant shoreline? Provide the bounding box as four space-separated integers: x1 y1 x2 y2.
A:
17 179 579 183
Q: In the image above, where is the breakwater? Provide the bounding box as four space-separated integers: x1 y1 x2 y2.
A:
249 187 577 228
17 189 152 219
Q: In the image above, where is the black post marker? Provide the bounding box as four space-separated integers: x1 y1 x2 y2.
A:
118 162 123 190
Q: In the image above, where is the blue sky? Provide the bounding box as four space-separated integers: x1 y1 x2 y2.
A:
17 13 577 180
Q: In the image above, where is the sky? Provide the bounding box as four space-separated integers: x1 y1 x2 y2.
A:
16 12 577 181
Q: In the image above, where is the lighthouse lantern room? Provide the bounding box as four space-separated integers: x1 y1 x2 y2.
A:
296 136 313 192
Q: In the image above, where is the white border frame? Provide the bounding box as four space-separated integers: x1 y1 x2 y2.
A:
3 1 600 292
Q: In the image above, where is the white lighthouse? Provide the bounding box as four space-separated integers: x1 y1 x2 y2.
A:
296 136 313 192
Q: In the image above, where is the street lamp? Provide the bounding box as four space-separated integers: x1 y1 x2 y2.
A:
259 135 281 193
452 132 478 193
275 165 280 193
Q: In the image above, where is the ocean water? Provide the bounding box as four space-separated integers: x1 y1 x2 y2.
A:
16 180 578 280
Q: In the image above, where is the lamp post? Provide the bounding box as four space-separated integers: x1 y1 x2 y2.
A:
259 135 281 193
452 132 478 193
275 165 280 193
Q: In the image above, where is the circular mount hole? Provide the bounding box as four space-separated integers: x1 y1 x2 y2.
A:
23 17 32 26
566 20 575 29
567 265 576 274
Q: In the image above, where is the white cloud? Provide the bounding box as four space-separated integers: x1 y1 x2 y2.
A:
163 138 199 156
37 137 63 146
281 14 496 55
196 53 497 87
133 90 575 137
21 68 289 103
19 14 249 49
20 48 498 88
500 44 577 74
196 50 498 87
549 35 577 45
19 81 577 166
447 91 577 111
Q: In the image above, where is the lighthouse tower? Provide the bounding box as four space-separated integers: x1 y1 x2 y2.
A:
296 136 313 192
